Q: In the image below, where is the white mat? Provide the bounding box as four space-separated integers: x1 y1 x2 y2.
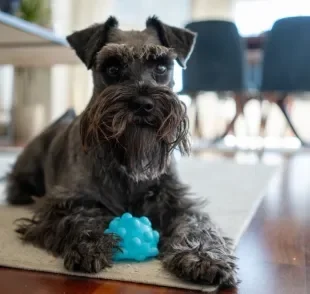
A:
0 157 277 292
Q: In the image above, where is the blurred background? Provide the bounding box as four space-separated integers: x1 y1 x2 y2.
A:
1 0 310 163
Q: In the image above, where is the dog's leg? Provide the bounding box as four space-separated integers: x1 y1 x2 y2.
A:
145 174 238 287
160 213 238 286
16 188 120 273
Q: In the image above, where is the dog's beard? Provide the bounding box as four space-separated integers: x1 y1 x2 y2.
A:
117 125 170 181
80 83 190 180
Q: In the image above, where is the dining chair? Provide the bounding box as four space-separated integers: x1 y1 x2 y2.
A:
180 20 247 142
260 16 310 146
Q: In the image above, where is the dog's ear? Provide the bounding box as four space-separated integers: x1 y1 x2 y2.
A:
66 16 119 69
146 16 196 68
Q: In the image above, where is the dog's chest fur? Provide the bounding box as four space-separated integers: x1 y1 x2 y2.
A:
95 164 161 216
44 120 162 217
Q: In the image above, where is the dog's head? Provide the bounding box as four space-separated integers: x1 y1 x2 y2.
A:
67 16 196 181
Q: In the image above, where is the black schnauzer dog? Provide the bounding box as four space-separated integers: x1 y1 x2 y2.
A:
6 16 237 286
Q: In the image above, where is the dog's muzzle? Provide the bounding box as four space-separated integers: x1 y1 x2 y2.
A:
80 83 190 156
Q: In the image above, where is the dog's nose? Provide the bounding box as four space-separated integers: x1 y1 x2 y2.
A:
132 96 154 113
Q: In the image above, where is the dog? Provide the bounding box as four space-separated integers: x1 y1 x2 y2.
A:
6 16 237 287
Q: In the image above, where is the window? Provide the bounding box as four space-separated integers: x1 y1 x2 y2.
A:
235 0 310 36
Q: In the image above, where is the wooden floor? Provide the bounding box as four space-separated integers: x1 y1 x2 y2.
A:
0 154 309 294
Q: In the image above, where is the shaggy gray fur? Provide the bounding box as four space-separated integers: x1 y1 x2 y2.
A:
6 16 238 287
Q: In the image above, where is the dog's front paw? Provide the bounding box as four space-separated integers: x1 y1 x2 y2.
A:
64 233 121 273
161 246 238 286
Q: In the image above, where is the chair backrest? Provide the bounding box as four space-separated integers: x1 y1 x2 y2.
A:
181 20 246 93
261 16 310 91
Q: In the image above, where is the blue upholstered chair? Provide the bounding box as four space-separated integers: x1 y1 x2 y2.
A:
260 16 310 146
0 0 20 14
180 20 247 141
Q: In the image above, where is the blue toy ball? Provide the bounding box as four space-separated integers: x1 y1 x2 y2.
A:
104 213 159 262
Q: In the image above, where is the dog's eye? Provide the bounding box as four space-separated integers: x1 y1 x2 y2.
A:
154 64 167 75
106 66 120 77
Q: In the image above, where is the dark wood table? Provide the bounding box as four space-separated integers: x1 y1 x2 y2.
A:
1 154 309 294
